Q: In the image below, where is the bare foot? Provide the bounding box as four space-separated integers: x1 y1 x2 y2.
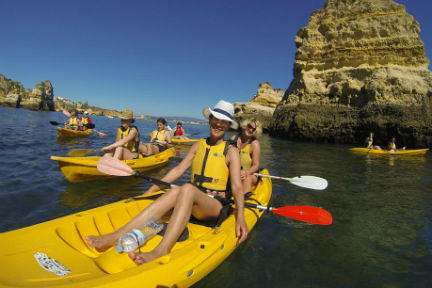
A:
86 234 117 252
128 249 166 265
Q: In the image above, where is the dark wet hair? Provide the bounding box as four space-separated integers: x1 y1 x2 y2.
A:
157 118 167 125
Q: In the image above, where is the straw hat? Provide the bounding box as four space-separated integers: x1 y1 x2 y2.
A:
202 100 238 129
120 109 134 120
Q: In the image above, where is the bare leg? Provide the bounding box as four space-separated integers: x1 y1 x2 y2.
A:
243 174 258 194
150 144 160 155
86 187 181 252
129 183 222 264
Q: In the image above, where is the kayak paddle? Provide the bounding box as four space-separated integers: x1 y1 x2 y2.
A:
96 156 333 225
68 149 104 157
254 173 328 190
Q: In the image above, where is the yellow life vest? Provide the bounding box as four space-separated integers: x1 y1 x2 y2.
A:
81 117 89 125
150 129 167 143
68 117 78 127
233 134 255 171
190 138 229 192
116 125 140 153
389 142 396 150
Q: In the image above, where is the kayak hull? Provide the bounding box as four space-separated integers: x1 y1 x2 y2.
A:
349 147 429 155
171 138 199 144
57 127 93 138
0 170 272 288
51 148 175 182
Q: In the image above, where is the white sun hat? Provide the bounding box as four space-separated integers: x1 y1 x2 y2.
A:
202 100 238 129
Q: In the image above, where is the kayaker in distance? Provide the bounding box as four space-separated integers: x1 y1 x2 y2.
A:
388 137 406 153
139 118 172 156
229 118 262 195
78 111 93 131
64 111 80 130
365 131 381 150
172 121 189 140
86 100 248 264
101 109 141 160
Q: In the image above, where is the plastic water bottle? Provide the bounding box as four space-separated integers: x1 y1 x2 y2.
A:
115 219 164 253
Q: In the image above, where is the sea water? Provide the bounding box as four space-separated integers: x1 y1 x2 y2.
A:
0 105 432 288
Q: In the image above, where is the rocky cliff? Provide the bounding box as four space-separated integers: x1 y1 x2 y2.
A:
270 0 432 147
234 82 283 130
0 74 54 110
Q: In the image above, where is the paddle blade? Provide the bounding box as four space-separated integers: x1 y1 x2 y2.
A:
97 155 133 176
289 176 328 190
272 206 333 225
96 131 108 137
68 149 97 157
49 121 60 126
62 110 71 117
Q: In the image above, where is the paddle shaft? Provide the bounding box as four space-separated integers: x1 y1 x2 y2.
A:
254 173 292 181
133 172 274 211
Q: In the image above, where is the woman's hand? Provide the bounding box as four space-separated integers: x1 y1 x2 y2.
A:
240 170 247 180
235 215 248 244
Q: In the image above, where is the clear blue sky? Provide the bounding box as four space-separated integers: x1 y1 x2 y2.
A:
1 0 431 119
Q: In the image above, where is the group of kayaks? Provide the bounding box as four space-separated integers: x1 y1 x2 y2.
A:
1 139 272 287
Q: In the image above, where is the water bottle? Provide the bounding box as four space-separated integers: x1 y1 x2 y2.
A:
115 219 164 253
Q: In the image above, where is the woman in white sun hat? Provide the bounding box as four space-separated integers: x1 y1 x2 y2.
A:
86 100 248 264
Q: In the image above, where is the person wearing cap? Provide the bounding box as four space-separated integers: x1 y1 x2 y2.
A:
102 109 141 160
86 100 248 264
78 111 93 131
229 118 262 195
139 118 172 156
172 121 189 140
64 111 80 130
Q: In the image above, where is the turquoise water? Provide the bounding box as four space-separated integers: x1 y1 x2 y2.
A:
0 105 432 287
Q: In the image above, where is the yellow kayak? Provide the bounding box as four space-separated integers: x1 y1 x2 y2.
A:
51 148 175 182
0 170 272 288
171 138 199 144
57 127 93 138
349 147 429 155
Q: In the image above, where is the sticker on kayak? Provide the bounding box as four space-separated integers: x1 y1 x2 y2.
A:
33 252 72 276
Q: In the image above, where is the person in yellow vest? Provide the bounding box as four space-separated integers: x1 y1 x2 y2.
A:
365 131 381 150
102 109 140 160
86 100 248 265
388 137 406 153
78 111 93 131
64 111 80 130
229 119 262 195
139 118 172 156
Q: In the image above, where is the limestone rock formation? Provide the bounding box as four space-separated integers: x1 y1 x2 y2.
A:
270 0 432 147
234 82 283 130
0 74 55 111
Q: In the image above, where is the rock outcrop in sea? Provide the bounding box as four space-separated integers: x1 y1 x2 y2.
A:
0 74 54 110
234 82 283 130
270 0 432 147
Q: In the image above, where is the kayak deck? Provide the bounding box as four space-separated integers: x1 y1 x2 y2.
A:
50 148 175 182
0 170 272 288
349 147 429 155
57 127 93 137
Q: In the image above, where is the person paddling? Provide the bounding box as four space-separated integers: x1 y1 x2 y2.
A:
86 100 248 264
64 111 80 130
172 121 189 140
388 137 406 153
365 132 381 150
139 118 172 156
78 111 93 131
102 109 140 160
230 119 262 195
